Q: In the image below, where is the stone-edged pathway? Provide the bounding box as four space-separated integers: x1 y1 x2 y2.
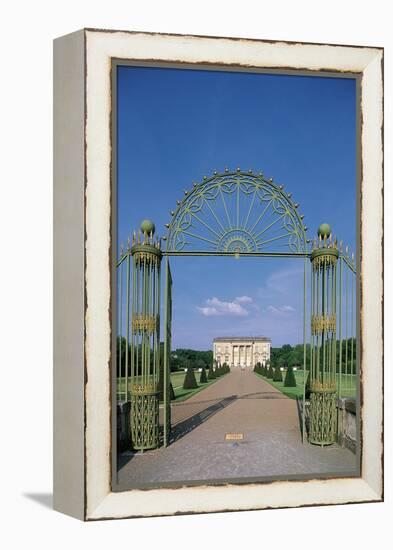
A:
117 368 357 487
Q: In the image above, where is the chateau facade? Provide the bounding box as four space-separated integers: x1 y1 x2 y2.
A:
213 336 271 368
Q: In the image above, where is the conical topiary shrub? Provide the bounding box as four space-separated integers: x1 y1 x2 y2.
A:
170 382 175 400
284 364 297 387
273 364 283 382
267 363 274 379
183 363 198 389
207 364 216 380
199 366 208 383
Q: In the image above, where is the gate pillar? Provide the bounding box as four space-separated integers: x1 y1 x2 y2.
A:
309 224 338 446
130 220 162 451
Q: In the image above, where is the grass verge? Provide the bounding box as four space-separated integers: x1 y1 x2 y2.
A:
254 370 356 399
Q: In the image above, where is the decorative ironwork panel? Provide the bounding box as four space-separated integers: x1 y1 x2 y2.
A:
129 220 162 451
164 170 308 253
309 224 338 446
309 389 337 446
130 393 159 450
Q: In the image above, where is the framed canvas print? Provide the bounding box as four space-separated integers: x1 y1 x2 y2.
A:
53 28 383 520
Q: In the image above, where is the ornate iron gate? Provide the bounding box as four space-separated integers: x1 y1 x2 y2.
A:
116 169 357 451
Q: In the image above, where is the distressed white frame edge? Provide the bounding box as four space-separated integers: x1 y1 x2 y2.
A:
80 30 383 520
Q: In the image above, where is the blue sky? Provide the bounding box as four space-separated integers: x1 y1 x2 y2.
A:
117 65 357 349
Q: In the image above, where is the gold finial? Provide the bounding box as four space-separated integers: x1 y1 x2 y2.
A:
237 167 241 172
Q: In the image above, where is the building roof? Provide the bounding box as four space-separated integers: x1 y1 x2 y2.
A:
213 336 271 343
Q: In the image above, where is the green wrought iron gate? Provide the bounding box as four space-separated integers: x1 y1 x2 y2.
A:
163 256 172 446
116 169 357 452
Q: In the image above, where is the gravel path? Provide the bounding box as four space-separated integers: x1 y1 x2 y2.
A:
117 369 357 488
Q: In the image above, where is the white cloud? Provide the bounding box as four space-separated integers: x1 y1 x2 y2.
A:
235 296 253 304
266 305 295 316
197 296 253 317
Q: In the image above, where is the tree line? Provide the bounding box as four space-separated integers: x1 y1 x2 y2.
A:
270 339 356 373
117 338 356 375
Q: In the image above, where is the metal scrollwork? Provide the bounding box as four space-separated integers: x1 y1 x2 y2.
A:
165 170 308 253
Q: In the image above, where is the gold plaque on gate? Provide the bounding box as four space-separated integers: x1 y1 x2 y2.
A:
225 433 244 441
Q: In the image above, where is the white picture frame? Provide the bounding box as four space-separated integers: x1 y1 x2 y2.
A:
53 28 383 520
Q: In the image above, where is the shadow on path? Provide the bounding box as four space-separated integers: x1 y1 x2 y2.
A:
170 395 237 444
118 395 237 471
172 390 286 409
239 391 287 400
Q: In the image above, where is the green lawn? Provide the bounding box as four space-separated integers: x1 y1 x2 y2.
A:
117 370 226 403
254 370 306 399
170 371 226 402
254 370 357 400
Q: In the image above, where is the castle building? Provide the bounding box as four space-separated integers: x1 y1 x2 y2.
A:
213 336 271 368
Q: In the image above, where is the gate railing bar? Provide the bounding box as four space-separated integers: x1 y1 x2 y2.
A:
163 251 310 258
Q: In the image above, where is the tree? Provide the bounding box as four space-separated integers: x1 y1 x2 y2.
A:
284 364 297 387
183 363 198 389
287 350 299 368
199 366 207 383
273 363 283 382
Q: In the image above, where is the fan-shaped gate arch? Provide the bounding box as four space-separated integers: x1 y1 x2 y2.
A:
164 169 308 254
